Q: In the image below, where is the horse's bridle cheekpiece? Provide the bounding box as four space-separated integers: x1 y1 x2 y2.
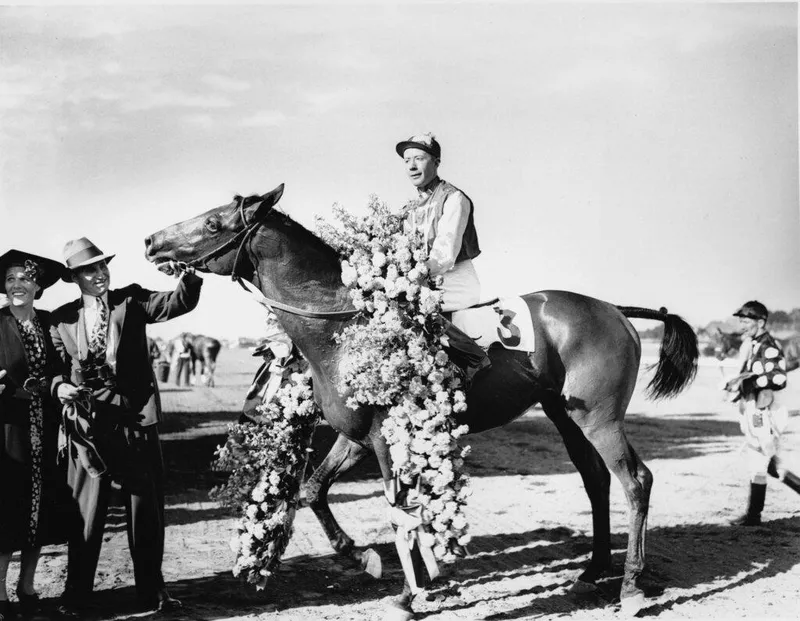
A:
183 195 261 279
187 196 357 320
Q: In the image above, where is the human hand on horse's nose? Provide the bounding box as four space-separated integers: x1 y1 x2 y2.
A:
168 260 198 278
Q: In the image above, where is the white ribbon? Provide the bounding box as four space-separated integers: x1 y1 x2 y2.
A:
386 504 440 594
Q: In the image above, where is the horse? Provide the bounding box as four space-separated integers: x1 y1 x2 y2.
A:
183 333 222 387
143 185 699 618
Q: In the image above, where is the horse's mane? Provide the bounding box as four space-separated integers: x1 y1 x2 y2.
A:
237 193 342 265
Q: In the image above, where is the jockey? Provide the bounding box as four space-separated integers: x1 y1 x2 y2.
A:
396 132 490 381
722 300 800 525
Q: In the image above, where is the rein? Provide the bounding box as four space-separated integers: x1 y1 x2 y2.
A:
190 196 359 321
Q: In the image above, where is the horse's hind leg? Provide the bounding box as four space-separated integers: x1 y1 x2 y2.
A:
543 398 612 589
204 354 216 387
583 421 652 615
304 433 382 576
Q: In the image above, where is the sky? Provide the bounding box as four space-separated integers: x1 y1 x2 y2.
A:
1 1 798 341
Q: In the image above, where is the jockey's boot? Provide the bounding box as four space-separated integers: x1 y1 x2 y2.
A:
779 470 800 496
730 482 766 526
441 318 491 385
767 458 800 496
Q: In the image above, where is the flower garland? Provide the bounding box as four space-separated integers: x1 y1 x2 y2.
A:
316 195 472 562
211 366 319 589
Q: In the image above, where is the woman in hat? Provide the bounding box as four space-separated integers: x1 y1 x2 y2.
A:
0 249 68 619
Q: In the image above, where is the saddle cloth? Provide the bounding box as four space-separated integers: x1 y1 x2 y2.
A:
451 296 535 353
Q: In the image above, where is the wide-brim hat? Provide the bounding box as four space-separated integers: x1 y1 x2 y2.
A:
395 132 442 159
0 249 64 298
733 300 768 321
61 237 115 282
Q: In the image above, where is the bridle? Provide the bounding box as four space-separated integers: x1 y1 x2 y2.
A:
187 196 359 320
184 196 260 277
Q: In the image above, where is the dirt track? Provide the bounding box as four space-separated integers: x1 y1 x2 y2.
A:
10 345 800 620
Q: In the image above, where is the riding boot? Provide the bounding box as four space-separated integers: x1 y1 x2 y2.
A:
780 470 800 495
730 482 766 526
767 458 800 495
440 316 491 385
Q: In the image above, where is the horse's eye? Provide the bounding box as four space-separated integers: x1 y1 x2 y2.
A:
205 218 220 234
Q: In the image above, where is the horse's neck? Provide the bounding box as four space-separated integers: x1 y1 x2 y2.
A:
251 224 348 304
248 223 352 357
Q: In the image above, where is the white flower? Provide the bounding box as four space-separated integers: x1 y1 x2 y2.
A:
316 196 471 561
764 347 780 359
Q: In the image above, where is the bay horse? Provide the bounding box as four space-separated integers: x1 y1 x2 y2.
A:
143 185 698 618
184 333 222 387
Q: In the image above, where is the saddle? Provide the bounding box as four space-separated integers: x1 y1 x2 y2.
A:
451 296 535 353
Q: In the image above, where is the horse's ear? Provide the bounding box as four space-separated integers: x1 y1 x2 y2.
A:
250 184 285 220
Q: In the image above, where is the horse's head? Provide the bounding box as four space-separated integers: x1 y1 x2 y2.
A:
711 327 743 360
144 184 285 277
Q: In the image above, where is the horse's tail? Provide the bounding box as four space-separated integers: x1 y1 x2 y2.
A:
617 305 699 400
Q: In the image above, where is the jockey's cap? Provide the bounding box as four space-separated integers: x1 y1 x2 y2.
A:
61 237 116 281
396 132 441 159
733 300 768 322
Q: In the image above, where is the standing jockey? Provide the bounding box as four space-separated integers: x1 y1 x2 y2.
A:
722 300 800 525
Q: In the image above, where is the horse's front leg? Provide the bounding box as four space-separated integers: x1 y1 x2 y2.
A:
304 432 382 577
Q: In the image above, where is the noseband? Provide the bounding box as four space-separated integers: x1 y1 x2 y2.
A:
188 196 358 321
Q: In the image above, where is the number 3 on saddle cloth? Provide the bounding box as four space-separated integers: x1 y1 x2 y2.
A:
445 296 535 378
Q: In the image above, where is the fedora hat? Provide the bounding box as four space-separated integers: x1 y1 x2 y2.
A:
0 249 64 299
395 132 442 159
61 237 115 282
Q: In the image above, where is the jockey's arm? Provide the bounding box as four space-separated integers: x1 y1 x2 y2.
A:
426 192 471 276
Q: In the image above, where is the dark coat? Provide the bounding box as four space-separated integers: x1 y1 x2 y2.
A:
0 307 62 448
0 307 71 550
49 275 203 427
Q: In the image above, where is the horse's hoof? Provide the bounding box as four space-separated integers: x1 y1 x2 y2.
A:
619 592 647 617
361 547 383 579
383 603 414 621
569 579 599 595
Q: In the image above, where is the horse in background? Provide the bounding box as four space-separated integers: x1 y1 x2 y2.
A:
184 333 222 387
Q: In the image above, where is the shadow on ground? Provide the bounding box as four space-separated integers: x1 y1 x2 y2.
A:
47 517 800 620
155 409 752 505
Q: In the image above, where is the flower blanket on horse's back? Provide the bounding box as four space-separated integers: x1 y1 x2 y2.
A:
316 196 472 563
